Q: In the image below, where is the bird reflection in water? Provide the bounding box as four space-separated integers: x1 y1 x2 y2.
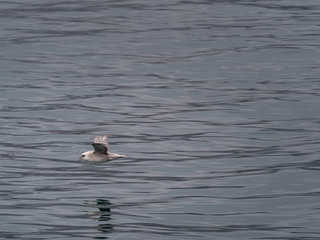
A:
85 199 113 233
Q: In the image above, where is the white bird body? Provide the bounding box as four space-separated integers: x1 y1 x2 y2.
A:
79 135 126 162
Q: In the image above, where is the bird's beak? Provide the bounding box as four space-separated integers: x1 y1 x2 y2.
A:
78 157 83 162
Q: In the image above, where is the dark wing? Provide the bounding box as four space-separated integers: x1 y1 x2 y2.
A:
92 134 112 155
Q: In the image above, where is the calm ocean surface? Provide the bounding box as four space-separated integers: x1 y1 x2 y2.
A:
1 1 320 239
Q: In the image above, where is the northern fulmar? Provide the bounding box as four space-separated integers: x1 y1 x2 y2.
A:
79 134 127 162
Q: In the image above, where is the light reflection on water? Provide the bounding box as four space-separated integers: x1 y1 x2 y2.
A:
1 1 320 240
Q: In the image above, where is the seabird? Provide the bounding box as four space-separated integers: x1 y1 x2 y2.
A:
79 134 126 162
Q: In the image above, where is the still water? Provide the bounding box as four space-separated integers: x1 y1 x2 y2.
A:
1 1 320 239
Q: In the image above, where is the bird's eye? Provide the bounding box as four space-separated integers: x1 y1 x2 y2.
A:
82 155 85 157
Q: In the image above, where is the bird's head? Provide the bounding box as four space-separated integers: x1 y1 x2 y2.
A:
78 151 91 161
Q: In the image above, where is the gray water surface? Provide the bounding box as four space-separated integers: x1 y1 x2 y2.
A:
1 1 320 239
